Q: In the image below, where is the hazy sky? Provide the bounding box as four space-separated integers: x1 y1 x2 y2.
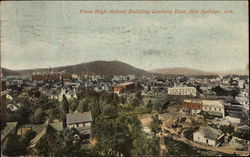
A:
1 1 248 72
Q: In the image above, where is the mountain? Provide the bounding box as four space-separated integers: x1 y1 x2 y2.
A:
1 68 21 76
3 61 149 77
221 69 249 76
150 67 218 76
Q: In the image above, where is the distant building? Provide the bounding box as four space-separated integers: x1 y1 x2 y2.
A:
47 74 61 81
238 80 245 89
193 126 224 147
32 73 72 82
59 88 78 101
168 86 197 96
235 96 249 106
113 82 135 94
32 74 48 82
181 99 202 115
202 100 225 118
62 74 72 83
5 76 24 86
45 89 61 100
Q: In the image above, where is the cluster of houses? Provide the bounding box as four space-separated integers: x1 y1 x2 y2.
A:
1 71 249 155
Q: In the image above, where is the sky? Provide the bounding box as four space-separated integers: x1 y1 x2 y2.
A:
0 1 248 72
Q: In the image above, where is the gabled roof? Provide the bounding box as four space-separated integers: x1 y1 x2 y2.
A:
66 89 76 95
237 125 249 131
66 112 92 125
202 100 224 107
198 126 222 141
1 122 17 142
28 124 58 149
46 89 60 96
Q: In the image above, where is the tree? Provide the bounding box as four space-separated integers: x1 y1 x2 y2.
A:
77 98 90 112
135 91 142 100
94 119 133 156
153 102 162 112
3 134 23 156
131 98 140 106
30 107 44 123
61 94 70 128
102 104 118 119
150 114 162 133
131 133 159 155
146 100 153 113
220 124 234 134
69 98 79 112
36 127 84 156
120 96 126 105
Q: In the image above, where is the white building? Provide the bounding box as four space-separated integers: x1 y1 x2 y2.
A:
201 100 225 118
168 87 197 96
193 126 224 147
238 80 245 89
59 88 78 101
235 96 249 106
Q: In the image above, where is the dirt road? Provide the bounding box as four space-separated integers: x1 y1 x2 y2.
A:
162 126 249 156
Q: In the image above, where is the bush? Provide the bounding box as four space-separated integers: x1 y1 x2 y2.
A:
183 127 198 140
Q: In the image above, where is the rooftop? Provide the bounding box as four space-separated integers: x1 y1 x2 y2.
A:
66 112 92 125
115 82 135 86
1 122 17 142
202 100 224 107
199 126 222 140
169 86 196 89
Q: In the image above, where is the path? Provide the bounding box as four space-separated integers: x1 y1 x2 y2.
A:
157 132 168 156
162 126 249 156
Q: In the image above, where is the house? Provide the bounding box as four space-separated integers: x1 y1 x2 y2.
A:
7 103 21 112
235 96 249 106
202 100 225 118
1 122 18 155
6 94 13 100
59 88 78 101
5 76 24 86
193 126 224 147
28 123 58 154
66 112 92 128
168 86 197 96
66 112 92 138
225 112 242 126
45 89 61 100
113 82 135 94
17 125 34 135
181 99 202 115
238 80 245 89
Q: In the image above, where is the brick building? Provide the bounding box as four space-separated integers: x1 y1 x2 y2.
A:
181 99 202 115
113 82 135 94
